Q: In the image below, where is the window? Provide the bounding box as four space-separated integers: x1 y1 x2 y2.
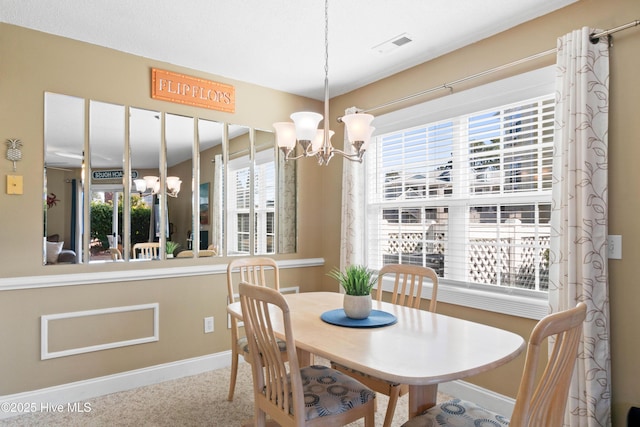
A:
366 94 554 293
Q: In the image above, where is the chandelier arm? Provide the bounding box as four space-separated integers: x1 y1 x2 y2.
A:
330 148 365 163
283 151 311 161
286 153 307 161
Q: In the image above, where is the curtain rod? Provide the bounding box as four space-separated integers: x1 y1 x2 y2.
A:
362 19 639 115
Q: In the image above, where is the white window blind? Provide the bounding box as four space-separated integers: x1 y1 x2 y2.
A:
366 94 554 292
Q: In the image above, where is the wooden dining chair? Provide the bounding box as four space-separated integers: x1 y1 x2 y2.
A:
239 282 377 427
332 264 438 427
226 257 285 401
132 242 160 259
401 302 587 427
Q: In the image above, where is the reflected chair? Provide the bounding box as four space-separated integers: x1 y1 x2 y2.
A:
132 242 160 259
402 302 587 427
109 247 123 261
239 282 376 427
226 257 286 401
175 249 215 258
332 264 439 427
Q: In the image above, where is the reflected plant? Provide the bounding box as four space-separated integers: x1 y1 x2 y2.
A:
166 241 180 255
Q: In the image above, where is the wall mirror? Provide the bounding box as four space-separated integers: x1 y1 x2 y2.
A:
198 118 225 256
44 93 85 265
89 100 126 262
129 107 162 261
43 92 296 265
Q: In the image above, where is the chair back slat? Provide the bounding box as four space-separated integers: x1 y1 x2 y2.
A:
376 264 438 312
510 302 587 427
227 257 280 304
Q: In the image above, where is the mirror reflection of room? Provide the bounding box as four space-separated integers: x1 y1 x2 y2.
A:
43 94 297 265
43 93 84 265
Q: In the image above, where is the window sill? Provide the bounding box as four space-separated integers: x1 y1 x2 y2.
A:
377 277 548 320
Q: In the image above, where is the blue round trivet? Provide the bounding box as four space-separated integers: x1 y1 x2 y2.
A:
320 309 397 328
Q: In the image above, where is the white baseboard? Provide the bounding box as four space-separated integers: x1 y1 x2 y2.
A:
0 351 232 420
0 351 514 421
439 380 515 417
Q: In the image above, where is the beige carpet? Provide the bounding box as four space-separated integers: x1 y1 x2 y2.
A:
0 358 451 427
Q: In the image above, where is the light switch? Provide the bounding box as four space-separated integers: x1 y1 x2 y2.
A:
7 175 23 195
608 235 622 260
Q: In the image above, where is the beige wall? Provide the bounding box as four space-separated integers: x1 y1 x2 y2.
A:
1 0 639 423
328 0 640 424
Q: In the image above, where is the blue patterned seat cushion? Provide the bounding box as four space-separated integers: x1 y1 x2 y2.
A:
238 336 287 353
297 365 376 421
401 398 510 427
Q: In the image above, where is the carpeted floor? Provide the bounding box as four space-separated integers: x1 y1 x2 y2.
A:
0 358 451 427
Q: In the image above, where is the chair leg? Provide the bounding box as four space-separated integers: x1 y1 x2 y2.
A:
227 347 239 401
383 385 401 427
255 408 267 427
364 400 376 427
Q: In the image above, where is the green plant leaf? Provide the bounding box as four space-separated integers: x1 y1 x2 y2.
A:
327 264 377 296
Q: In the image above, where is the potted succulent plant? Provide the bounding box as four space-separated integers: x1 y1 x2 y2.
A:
328 265 377 319
165 241 180 258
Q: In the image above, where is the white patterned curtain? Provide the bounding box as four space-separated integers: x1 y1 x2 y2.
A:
278 150 297 253
550 27 611 427
339 107 365 273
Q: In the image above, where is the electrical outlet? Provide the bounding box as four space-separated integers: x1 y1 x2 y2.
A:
204 316 214 333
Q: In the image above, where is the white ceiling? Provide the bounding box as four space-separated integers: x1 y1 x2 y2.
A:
1 0 577 100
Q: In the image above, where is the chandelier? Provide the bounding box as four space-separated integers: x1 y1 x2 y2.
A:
273 0 374 166
134 176 182 198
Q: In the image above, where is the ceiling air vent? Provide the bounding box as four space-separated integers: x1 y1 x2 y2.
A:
372 33 413 54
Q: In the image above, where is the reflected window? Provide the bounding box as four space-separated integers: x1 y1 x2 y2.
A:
254 150 276 254
227 148 276 255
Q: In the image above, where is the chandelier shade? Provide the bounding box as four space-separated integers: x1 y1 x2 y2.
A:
312 129 334 152
273 122 297 150
342 113 375 144
290 112 323 143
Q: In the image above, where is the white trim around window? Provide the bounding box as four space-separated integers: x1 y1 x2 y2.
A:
369 66 555 320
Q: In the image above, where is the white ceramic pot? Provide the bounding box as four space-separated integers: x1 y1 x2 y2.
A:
343 294 372 319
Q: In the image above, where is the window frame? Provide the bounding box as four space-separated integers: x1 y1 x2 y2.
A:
367 66 555 320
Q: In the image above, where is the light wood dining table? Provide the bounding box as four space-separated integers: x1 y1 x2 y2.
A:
227 291 525 419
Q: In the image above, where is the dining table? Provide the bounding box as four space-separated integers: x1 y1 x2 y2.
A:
227 291 525 419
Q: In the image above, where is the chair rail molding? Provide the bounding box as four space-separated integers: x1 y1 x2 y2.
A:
0 258 325 291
